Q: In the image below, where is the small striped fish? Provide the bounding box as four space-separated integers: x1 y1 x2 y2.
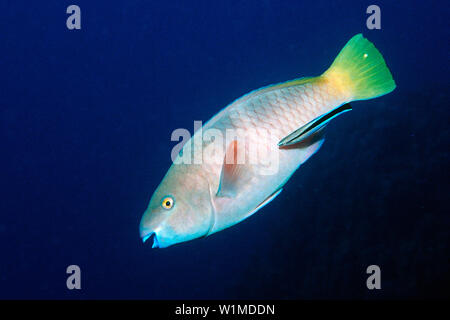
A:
140 34 396 248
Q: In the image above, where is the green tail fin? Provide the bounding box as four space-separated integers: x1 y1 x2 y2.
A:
323 34 396 101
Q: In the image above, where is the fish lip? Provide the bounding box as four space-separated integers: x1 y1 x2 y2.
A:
141 231 160 248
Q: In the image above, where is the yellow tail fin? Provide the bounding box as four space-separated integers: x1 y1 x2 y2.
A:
323 34 396 101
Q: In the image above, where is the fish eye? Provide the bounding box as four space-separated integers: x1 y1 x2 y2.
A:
161 196 174 210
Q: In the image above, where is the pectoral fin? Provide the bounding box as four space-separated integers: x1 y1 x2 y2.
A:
216 140 251 198
278 103 352 147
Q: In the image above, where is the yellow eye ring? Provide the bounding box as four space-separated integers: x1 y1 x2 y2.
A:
161 196 174 210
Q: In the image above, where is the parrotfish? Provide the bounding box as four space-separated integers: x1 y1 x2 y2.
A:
139 34 396 248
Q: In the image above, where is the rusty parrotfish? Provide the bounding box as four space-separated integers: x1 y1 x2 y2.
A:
139 34 396 248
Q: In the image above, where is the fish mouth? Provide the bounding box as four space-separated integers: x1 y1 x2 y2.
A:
142 232 160 248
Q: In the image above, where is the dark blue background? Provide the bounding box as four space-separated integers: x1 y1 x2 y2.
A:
0 0 448 299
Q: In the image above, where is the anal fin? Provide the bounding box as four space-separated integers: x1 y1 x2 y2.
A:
245 188 283 219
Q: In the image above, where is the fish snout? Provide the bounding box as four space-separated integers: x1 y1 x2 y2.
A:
140 230 160 248
139 213 164 248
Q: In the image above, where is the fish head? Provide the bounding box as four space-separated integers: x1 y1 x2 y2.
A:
139 164 214 248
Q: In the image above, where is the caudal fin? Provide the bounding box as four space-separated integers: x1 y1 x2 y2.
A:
323 34 396 101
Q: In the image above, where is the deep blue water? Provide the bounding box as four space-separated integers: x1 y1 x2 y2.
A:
0 0 449 299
